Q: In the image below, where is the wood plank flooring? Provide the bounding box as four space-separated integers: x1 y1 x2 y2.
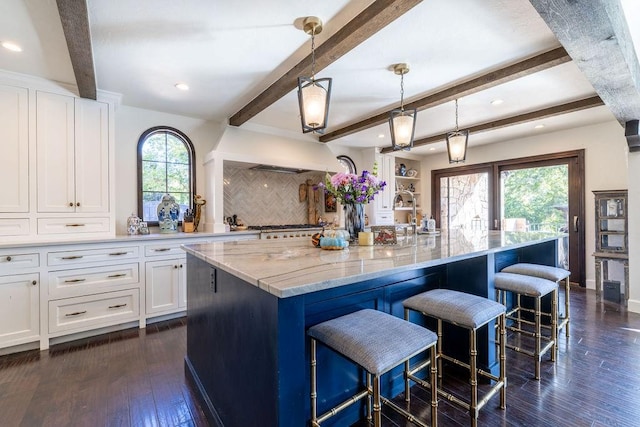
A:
1 288 639 426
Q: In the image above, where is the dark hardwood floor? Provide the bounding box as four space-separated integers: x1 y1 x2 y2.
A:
1 288 639 426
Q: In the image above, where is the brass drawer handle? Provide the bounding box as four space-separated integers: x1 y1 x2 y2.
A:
65 224 86 227
107 273 126 278
154 248 171 252
108 303 127 309
6 256 12 261
32 280 37 286
65 310 87 317
109 252 128 256
64 278 86 283
61 255 83 260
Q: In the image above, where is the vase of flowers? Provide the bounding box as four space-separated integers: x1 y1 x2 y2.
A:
317 166 386 241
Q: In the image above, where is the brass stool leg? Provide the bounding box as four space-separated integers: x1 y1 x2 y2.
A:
499 312 506 409
534 296 541 380
310 338 319 427
404 308 411 403
373 374 382 427
565 277 571 337
430 345 438 427
469 329 478 427
516 293 522 330
366 373 372 421
437 319 443 383
551 289 558 362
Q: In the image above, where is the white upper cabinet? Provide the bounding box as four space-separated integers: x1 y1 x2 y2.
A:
36 92 109 214
0 85 29 213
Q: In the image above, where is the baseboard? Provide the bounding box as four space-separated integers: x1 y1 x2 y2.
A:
184 356 225 427
627 298 640 314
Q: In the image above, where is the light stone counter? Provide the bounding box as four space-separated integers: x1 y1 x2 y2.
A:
183 229 564 298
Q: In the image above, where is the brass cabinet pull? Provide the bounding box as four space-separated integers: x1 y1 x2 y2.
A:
64 278 86 283
107 273 126 278
6 256 11 262
108 303 127 309
154 248 171 252
179 264 184 268
61 255 83 260
68 202 74 207
31 280 37 286
109 252 128 256
174 265 178 269
65 310 87 317
76 202 80 207
65 224 86 227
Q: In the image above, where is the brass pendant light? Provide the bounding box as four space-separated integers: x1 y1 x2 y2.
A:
297 16 332 134
389 63 417 150
446 98 469 163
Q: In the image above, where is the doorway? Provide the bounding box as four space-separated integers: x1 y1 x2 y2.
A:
433 150 585 286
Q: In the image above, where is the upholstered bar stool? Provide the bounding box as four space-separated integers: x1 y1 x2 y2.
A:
494 272 558 380
403 289 506 427
308 309 438 427
501 263 571 337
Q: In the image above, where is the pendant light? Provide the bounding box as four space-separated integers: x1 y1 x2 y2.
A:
297 16 332 134
446 99 469 163
389 63 417 150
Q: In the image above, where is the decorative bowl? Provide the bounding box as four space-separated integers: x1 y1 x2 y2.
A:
406 169 418 178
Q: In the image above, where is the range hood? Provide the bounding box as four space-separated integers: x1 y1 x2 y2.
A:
249 164 310 174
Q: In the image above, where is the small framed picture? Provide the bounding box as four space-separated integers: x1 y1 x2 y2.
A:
324 193 337 213
371 226 397 245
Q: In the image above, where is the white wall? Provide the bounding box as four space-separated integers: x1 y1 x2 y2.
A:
628 151 640 312
114 105 225 234
420 120 629 296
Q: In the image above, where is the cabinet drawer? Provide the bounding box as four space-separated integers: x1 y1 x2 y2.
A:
38 217 110 235
0 218 30 236
144 243 185 257
48 263 139 298
48 289 140 334
48 245 139 266
0 252 39 273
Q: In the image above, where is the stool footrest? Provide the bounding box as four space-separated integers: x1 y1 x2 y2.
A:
439 354 501 383
380 396 431 427
315 389 370 425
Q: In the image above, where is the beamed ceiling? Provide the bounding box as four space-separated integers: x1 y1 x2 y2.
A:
2 0 639 157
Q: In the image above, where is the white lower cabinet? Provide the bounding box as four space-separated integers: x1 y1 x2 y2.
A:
0 273 39 347
145 258 186 315
49 289 139 334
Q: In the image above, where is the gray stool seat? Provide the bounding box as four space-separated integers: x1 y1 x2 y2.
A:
403 288 505 329
308 309 437 375
494 272 557 297
501 263 570 281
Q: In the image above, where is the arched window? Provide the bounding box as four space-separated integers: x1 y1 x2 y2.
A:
137 127 195 224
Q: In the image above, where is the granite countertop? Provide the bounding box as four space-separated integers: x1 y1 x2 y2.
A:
183 230 565 298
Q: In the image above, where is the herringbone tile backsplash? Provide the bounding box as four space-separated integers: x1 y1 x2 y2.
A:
223 167 327 226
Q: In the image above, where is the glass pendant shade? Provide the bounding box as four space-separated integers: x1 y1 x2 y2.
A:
298 76 332 134
389 108 417 150
446 129 469 163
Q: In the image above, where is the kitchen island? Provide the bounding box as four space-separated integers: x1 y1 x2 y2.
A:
183 230 564 427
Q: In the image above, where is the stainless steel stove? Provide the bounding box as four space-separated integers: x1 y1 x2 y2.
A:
249 224 323 240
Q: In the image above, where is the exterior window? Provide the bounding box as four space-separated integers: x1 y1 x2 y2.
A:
137 127 195 224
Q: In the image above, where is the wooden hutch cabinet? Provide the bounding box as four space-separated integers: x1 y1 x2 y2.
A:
593 190 629 306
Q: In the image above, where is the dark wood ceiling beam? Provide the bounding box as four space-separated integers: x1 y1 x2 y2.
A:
56 0 97 99
380 96 604 153
228 0 422 127
528 0 640 124
321 47 571 143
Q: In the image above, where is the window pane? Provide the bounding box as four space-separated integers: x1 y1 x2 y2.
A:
142 191 165 222
440 172 489 231
142 134 167 162
166 135 189 164
167 163 190 192
142 161 167 192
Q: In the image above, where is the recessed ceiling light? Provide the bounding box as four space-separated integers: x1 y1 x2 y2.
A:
378 133 385 139
534 124 545 129
490 99 503 106
429 147 435 151
2 41 22 52
175 83 189 91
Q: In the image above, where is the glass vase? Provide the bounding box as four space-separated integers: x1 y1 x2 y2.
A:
344 203 365 241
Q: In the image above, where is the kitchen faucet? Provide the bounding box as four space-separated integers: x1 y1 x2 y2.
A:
393 189 417 236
